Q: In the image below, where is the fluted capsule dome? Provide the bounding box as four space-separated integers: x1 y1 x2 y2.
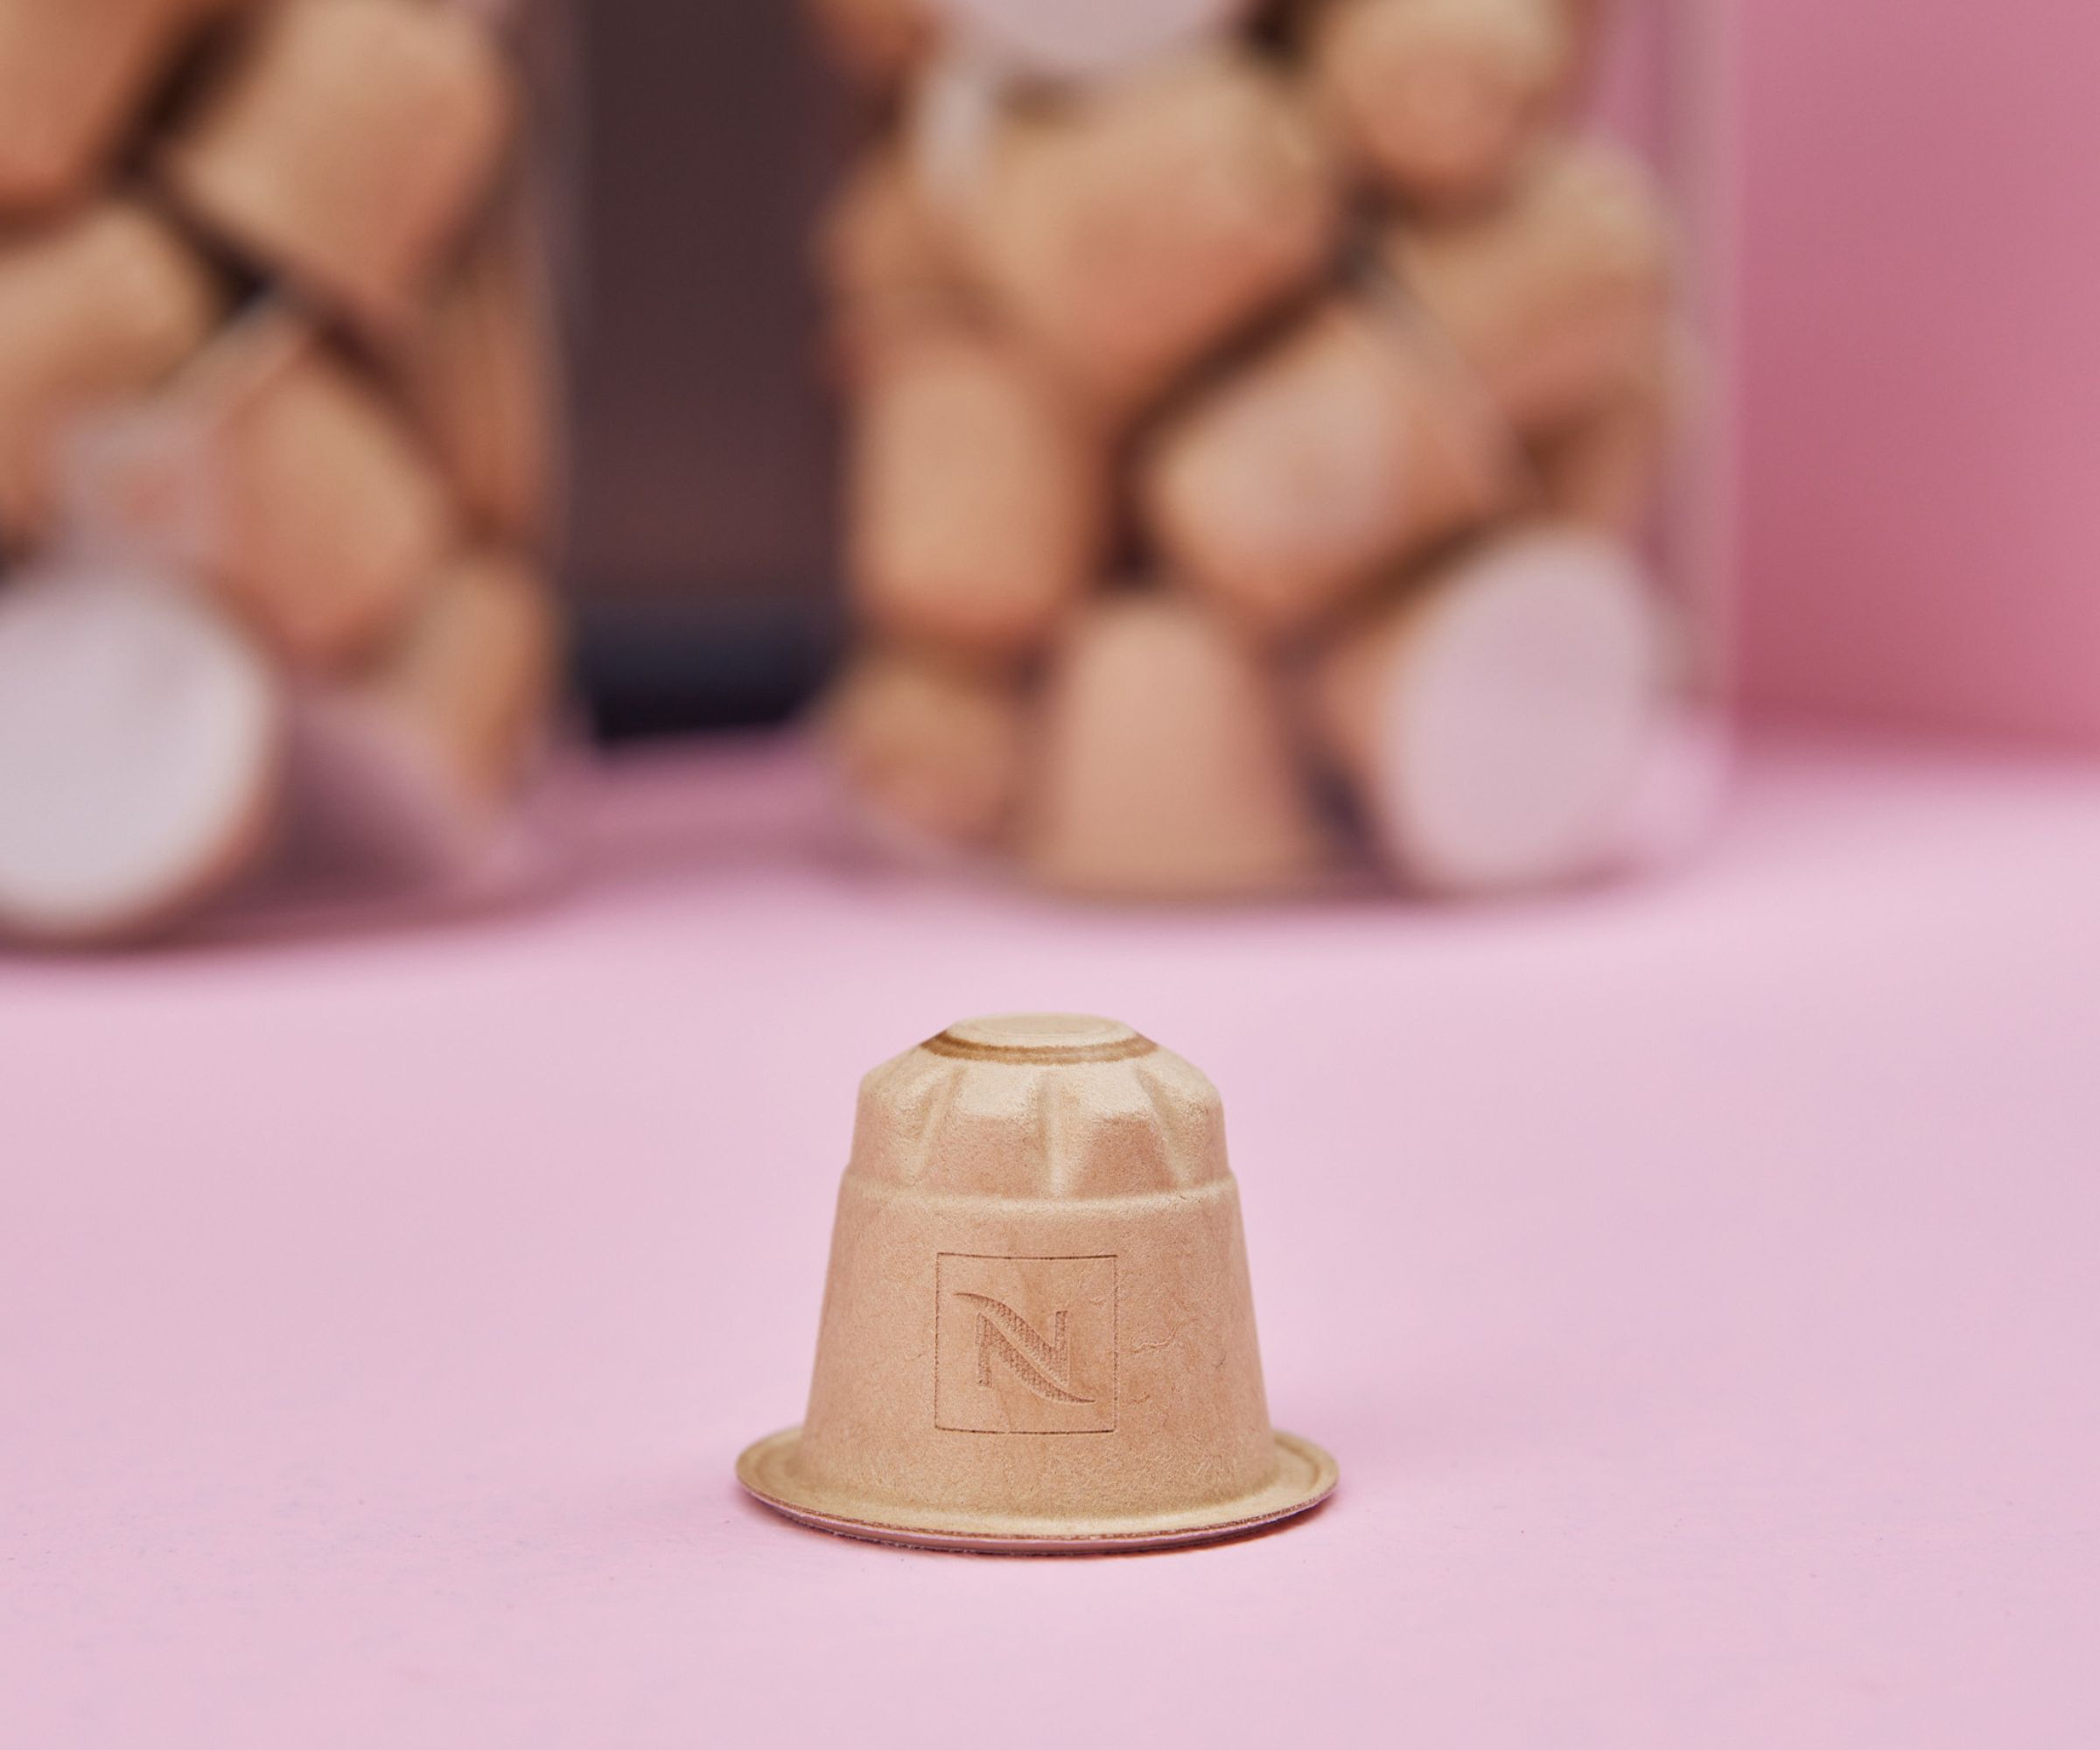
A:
848 1014 1228 1198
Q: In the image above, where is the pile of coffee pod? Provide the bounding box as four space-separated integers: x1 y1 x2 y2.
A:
814 0 1697 900
0 0 562 946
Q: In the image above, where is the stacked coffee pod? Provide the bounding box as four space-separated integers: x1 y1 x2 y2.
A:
0 0 563 945
815 0 1694 900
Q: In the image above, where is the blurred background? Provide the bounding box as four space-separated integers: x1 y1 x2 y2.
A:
0 0 2090 942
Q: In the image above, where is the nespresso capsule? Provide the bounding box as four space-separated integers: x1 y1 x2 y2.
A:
738 1013 1338 1552
954 47 1340 418
848 329 1103 661
0 572 284 945
1312 524 1663 893
1138 297 1516 640
815 148 979 387
158 0 516 330
393 201 564 543
168 316 457 668
1382 141 1671 435
0 201 222 546
1532 339 1678 537
0 0 212 213
1025 594 1330 899
1311 0 1573 208
824 646 1029 851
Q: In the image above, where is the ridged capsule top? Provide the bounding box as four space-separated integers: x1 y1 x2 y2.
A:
846 1014 1230 1198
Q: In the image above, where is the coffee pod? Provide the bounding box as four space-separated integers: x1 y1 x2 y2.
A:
815 148 979 387
158 0 516 331
0 572 284 946
954 47 1340 418
1313 524 1663 894
350 549 558 814
0 0 210 213
1025 594 1330 899
928 0 1253 80
824 646 1029 851
738 1013 1338 1552
848 330 1102 662
1382 141 1671 435
1311 0 1573 208
806 0 936 90
1138 297 1516 640
1532 340 1677 537
393 203 564 542
290 548 556 869
0 202 223 546
172 319 457 668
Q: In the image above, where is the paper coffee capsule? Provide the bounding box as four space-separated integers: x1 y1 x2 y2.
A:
738 1014 1338 1552
1310 0 1573 208
158 0 516 330
1025 594 1330 899
0 572 284 946
286 550 558 883
824 646 1028 851
0 202 223 547
1313 525 1663 894
180 325 458 668
0 0 214 213
1138 298 1517 640
1382 141 1671 436
393 203 564 543
815 149 980 386
1532 342 1676 537
806 0 936 89
848 329 1103 662
956 47 1340 418
928 0 1253 80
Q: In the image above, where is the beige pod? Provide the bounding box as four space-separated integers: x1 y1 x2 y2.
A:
823 645 1030 854
171 317 458 669
738 1014 1337 1552
290 548 560 874
393 199 565 544
953 46 1340 419
1138 297 1517 641
1024 595 1331 900
157 0 516 331
847 329 1103 662
1382 139 1672 437
1531 334 1680 537
1309 0 1576 209
0 201 224 546
814 149 979 388
1312 524 1665 894
0 0 214 213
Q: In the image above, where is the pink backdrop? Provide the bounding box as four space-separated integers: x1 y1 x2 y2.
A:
1738 3 2100 746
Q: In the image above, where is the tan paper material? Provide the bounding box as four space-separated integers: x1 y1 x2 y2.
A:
1311 0 1573 208
158 0 516 332
1138 296 1517 640
738 1014 1336 1552
1024 595 1331 899
847 329 1103 661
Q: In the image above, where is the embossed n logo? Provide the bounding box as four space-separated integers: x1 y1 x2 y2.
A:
934 1255 1118 1433
956 1293 1095 1404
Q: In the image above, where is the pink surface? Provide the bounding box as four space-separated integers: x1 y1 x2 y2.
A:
4 735 2098 1746
1739 4 2100 745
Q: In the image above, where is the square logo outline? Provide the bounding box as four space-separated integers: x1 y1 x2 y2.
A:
933 1253 1119 1435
